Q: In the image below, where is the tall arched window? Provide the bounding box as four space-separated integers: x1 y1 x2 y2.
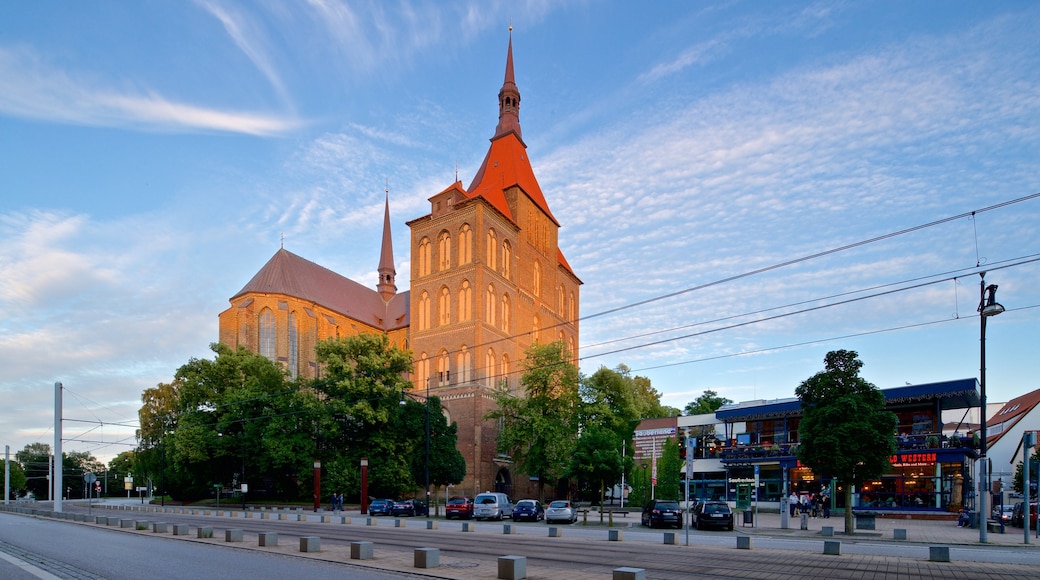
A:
568 336 576 359
485 284 496 326
259 308 276 361
558 284 565 315
532 314 540 343
500 293 510 332
437 350 450 385
418 353 430 387
458 224 472 265
418 237 431 277
569 291 576 321
501 353 511 390
501 240 512 279
438 286 451 325
288 311 298 379
486 229 498 270
457 345 471 383
418 291 430 330
533 261 541 297
437 231 451 271
485 348 496 387
458 280 472 321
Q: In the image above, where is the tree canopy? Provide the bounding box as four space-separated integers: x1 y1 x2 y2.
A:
795 350 896 534
684 390 733 416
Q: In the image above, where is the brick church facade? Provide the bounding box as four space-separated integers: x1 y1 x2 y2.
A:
218 34 580 498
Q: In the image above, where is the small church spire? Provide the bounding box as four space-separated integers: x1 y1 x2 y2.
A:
376 182 397 301
494 26 522 141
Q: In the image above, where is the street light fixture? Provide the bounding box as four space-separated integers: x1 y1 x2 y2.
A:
401 379 431 517
978 273 1004 543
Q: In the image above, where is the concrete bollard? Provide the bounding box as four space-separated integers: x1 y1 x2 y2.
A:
821 526 834 536
322 515 332 523
823 540 841 555
351 541 374 560
395 518 407 528
261 512 269 520
152 522 168 533
172 524 189 535
426 520 437 529
462 522 475 532
299 536 321 553
548 526 562 538
259 532 278 547
736 536 752 550
225 529 243 542
198 527 214 539
613 567 646 580
800 513 809 530
120 519 134 529
414 547 439 569
498 555 527 580
95 516 107 524
894 528 907 540
929 546 950 562
663 531 677 545
608 529 623 541
279 513 288 521
503 524 517 534
367 517 378 526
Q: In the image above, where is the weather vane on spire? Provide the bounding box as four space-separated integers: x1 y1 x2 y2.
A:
280 232 284 249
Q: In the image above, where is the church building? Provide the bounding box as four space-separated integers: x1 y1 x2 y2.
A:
218 34 580 498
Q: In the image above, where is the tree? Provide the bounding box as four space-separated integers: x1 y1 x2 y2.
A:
795 350 897 534
1013 447 1040 495
400 395 466 510
655 436 683 501
5 461 27 499
489 341 580 501
684 390 733 416
567 425 627 515
15 443 51 500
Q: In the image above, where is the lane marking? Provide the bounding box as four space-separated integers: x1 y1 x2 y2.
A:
0 549 63 580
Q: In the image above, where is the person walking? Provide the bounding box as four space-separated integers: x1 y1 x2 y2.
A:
789 491 798 517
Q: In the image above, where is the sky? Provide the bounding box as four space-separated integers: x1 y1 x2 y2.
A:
2 1 1039 465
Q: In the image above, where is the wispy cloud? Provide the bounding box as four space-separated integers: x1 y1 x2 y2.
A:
0 46 300 135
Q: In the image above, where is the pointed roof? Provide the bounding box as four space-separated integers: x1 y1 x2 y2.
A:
232 248 408 330
376 191 397 301
984 387 1040 447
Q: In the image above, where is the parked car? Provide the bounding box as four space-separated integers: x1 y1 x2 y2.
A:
642 499 684 529
474 492 513 520
692 500 734 531
995 505 1014 524
545 500 577 524
368 498 394 516
1011 502 1038 528
391 499 428 517
445 496 474 520
512 499 544 522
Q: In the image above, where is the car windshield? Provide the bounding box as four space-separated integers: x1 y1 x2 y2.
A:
477 496 497 504
657 501 680 510
517 501 535 507
549 501 570 508
448 498 467 505
703 503 729 514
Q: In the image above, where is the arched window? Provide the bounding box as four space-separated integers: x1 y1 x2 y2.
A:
558 285 565 315
437 350 450 385
458 280 472 321
458 224 472 265
438 286 451 325
457 345 471 383
569 291 576 321
501 240 512 279
532 314 540 343
486 229 498 270
485 348 496 387
500 293 510 332
259 308 276 361
568 336 576 359
418 291 430 330
533 261 541 297
418 237 431 277
437 231 451 271
418 353 430 387
501 353 511 390
288 311 298 379
485 284 496 326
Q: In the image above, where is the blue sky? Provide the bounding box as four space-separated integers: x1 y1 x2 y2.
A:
2 1 1038 464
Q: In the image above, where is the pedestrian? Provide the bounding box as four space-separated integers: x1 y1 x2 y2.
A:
789 491 798 517
799 493 809 515
337 492 344 511
822 493 831 518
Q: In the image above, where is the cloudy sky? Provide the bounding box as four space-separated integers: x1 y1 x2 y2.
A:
2 1 1038 464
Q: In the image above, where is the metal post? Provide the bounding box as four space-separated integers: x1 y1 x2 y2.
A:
54 382 63 513
313 461 321 511
4 445 9 505
425 379 431 517
1026 431 1035 544
977 274 1004 543
360 458 369 514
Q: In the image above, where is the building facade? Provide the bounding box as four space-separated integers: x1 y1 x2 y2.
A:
218 34 580 499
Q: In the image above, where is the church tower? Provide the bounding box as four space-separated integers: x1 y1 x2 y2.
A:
407 32 581 498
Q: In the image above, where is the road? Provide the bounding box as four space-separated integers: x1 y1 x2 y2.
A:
5 504 1040 579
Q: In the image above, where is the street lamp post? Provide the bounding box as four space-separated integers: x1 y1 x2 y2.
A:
401 380 431 517
641 461 649 506
978 273 1005 543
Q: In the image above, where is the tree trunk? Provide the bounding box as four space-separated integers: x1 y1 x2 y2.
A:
844 483 854 535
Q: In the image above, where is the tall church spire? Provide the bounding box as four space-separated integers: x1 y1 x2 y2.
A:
494 28 522 141
376 185 397 301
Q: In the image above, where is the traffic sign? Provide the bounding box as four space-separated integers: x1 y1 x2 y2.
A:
84 473 97 484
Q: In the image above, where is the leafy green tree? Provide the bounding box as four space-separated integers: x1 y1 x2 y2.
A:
15 443 51 499
795 350 897 534
400 395 466 511
567 425 628 516
107 451 136 497
684 390 733 416
613 364 673 419
655 436 683 501
489 341 580 501
1013 446 1040 495
5 461 27 499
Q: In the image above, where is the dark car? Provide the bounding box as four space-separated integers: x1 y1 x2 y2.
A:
368 498 394 516
1011 502 1037 528
391 499 428 517
445 496 474 520
692 500 734 531
642 499 684 529
512 499 544 522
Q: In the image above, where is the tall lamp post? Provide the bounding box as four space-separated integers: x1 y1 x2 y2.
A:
978 273 1005 543
401 380 430 517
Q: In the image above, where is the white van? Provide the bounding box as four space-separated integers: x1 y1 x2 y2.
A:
473 492 513 520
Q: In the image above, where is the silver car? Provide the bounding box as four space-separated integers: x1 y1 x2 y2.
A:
545 499 577 524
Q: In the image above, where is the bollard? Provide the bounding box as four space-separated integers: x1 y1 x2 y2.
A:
462 521 475 532
548 526 562 537
929 546 950 562
198 527 213 539
800 513 808 530
821 526 834 537
152 522 168 533
894 528 907 540
608 529 623 541
395 518 406 528
351 541 374 560
225 529 243 542
613 567 646 580
120 519 134 529
736 536 752 550
663 531 677 545
823 540 841 555
172 524 189 535
414 547 439 569
259 532 278 547
498 555 527 580
299 536 321 553
367 517 378 526
426 520 437 530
